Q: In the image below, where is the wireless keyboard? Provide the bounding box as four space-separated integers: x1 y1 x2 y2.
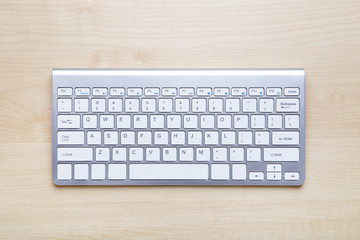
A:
52 69 305 186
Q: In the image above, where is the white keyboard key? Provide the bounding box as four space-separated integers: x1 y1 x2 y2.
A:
232 164 246 180
234 115 248 129
197 88 212 96
83 115 97 128
108 164 126 179
58 131 84 145
128 88 143 96
150 115 165 128
221 131 235 145
214 88 229 96
179 148 193 161
247 148 261 161
276 99 299 112
138 131 152 145
159 98 173 112
100 115 114 128
113 148 127 161
249 172 264 180
204 131 219 145
211 164 229 180
229 148 244 161
110 88 125 96
91 164 105 180
267 164 282 172
93 88 108 96
145 88 160 96
167 115 181 129
75 88 90 96
74 164 89 180
255 131 269 145
96 148 110 161
58 99 72 112
146 148 160 161
120 131 135 145
267 88 281 96
225 99 240 112
264 148 299 162
267 172 282 181
58 88 72 96
162 88 177 96
92 99 106 112
180 88 194 96
129 148 144 161
163 148 177 161
57 164 72 180
171 131 185 145
268 115 282 129
104 131 118 145
184 115 198 129
192 98 206 112
201 115 215 128
58 115 80 129
217 115 231 129
134 115 148 129
142 99 156 112
231 88 246 96
188 131 202 145
117 115 131 129
285 115 299 129
272 131 299 145
87 131 101 145
213 148 227 161
259 99 273 112
285 172 300 181
209 99 223 112
125 99 139 112
175 99 190 112
196 148 210 161
130 164 208 180
108 99 123 112
74 99 89 112
251 115 265 129
249 88 264 96
238 131 252 145
284 88 299 96
242 99 256 112
154 131 168 145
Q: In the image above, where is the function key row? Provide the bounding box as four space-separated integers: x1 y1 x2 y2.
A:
58 87 300 97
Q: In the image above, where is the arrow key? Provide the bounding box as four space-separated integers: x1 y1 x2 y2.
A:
267 172 282 180
285 172 300 181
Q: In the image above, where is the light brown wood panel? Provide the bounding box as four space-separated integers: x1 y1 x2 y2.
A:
0 0 359 239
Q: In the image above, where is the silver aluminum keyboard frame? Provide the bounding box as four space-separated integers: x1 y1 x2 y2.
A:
52 69 305 186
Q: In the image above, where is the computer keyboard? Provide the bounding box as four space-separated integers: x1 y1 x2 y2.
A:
52 69 305 186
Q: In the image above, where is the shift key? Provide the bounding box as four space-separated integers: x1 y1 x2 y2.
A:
58 148 93 161
264 148 299 162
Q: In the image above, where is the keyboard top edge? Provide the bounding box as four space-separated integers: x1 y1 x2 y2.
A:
52 69 305 77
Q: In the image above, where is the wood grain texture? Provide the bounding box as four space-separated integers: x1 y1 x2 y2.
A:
0 0 360 239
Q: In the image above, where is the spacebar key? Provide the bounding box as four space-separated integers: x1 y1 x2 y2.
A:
129 164 209 180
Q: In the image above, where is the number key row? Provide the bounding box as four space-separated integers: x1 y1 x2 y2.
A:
58 98 299 113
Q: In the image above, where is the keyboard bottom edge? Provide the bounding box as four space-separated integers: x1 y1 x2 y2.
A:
53 179 305 186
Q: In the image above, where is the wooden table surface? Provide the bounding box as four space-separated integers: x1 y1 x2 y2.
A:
1 0 359 239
